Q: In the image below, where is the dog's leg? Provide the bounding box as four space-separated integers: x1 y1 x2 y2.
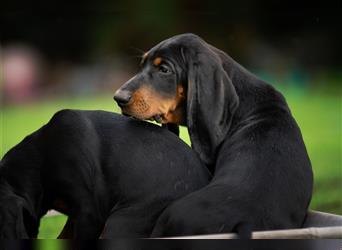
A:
58 217 74 239
233 222 252 239
73 211 104 239
101 208 157 238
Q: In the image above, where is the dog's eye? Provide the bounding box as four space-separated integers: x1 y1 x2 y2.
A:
158 65 171 74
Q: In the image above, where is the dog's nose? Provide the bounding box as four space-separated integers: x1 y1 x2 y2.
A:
114 90 132 106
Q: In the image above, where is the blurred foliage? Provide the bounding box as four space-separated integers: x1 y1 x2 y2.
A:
1 0 341 71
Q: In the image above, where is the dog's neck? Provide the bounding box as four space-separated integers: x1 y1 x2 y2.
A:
175 99 187 126
221 55 289 125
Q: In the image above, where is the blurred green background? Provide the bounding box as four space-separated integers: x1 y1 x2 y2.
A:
1 0 341 240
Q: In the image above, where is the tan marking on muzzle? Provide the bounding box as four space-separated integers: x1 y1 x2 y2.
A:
121 84 186 124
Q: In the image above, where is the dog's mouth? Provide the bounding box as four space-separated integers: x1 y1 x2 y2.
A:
147 113 168 124
121 110 166 124
151 114 164 123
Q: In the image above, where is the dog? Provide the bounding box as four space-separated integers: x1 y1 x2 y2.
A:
0 109 210 238
114 33 314 236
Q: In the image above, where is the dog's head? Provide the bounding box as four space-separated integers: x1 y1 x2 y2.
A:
114 38 188 125
114 33 239 166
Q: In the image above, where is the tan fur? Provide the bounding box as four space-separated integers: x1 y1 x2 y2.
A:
153 57 162 66
143 52 148 59
122 85 185 124
140 52 149 65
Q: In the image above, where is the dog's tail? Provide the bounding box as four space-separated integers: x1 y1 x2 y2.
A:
233 221 253 239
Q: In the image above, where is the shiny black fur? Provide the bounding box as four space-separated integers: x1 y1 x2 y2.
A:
115 34 314 236
0 110 210 238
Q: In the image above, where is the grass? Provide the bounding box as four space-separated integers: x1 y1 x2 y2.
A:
0 87 341 239
38 215 68 239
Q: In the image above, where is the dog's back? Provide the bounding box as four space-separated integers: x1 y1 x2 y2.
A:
0 109 210 238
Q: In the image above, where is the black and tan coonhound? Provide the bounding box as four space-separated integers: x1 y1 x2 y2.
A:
114 33 314 236
0 109 210 238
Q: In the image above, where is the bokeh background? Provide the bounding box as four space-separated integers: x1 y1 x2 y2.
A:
1 0 341 240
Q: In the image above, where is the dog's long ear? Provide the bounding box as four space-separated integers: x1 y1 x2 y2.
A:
185 45 239 168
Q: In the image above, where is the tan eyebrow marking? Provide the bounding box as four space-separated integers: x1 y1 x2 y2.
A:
143 52 148 60
153 57 162 66
140 52 149 65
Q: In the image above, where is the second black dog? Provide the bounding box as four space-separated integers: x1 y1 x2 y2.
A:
0 109 210 238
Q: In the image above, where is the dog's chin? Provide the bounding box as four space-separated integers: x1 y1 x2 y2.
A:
143 114 165 124
121 112 131 117
121 110 162 123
